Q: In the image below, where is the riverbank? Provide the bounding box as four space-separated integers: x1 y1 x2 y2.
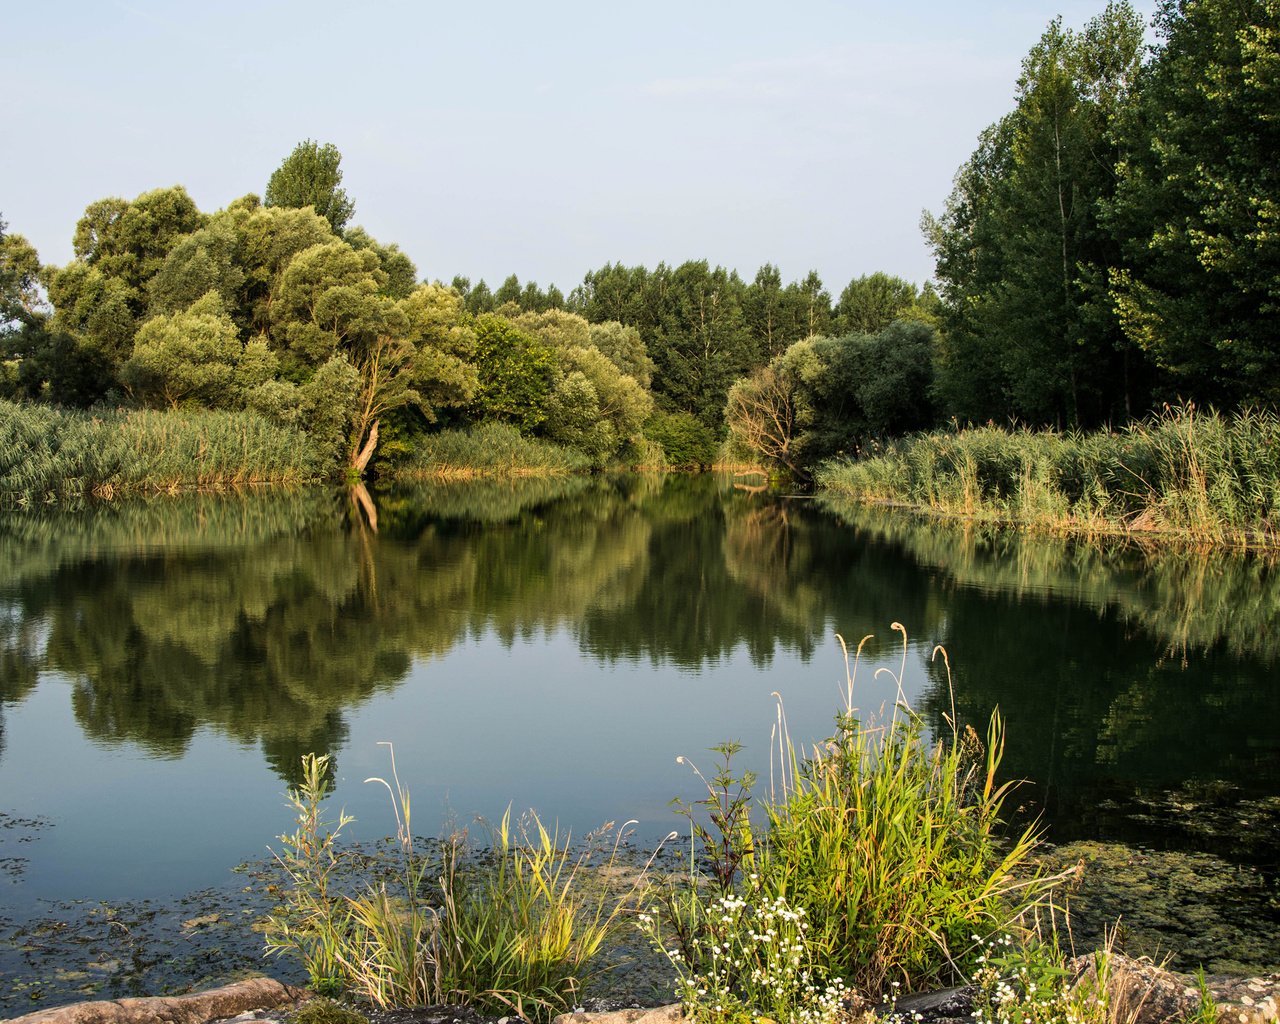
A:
815 406 1280 548
0 400 324 506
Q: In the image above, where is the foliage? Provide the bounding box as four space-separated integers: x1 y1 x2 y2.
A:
263 753 353 995
832 272 933 336
1106 0 1280 407
926 3 1151 427
266 747 649 1020
644 410 720 468
725 322 936 479
817 404 1280 542
643 627 1067 1019
0 220 45 332
0 399 324 504
290 999 369 1024
756 637 1058 994
399 423 589 477
265 139 356 234
638 889 854 1024
121 291 246 408
470 314 557 431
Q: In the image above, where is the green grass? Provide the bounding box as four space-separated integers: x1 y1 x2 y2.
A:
266 746 648 1020
816 405 1280 545
395 423 591 478
0 399 324 505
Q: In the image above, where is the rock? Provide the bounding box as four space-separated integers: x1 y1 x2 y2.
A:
551 1004 684 1024
5 977 307 1024
1067 954 1280 1024
880 985 975 1023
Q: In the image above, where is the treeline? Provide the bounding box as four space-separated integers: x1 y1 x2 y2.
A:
0 141 936 481
1 0 1275 487
722 0 1279 481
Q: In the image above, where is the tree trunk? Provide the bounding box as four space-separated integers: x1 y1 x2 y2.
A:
351 419 379 475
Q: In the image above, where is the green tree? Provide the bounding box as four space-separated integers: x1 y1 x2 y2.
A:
264 140 356 235
0 219 44 332
928 3 1149 426
587 320 654 388
832 273 921 335
121 291 242 408
269 240 388 368
1106 0 1280 406
344 226 418 299
470 314 556 431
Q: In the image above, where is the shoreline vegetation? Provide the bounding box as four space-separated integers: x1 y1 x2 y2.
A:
254 632 1244 1024
3 3 1277 528
816 405 1280 549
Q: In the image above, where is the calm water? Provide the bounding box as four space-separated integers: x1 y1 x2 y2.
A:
1 474 1277 1000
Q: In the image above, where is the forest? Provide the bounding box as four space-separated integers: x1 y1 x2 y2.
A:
0 0 1276 493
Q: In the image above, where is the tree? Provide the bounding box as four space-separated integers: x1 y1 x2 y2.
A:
345 226 418 299
1106 0 1280 406
269 240 388 368
470 314 556 430
0 219 44 332
265 140 356 235
927 3 1149 426
121 291 242 408
832 273 921 335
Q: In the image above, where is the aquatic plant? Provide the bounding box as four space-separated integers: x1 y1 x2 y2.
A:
0 399 324 506
265 744 654 1019
396 423 589 478
816 404 1280 545
644 625 1072 1021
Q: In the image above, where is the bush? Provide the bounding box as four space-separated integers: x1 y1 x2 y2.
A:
266 747 648 1020
646 411 719 468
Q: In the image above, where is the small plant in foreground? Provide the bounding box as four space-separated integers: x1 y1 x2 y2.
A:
263 753 353 997
639 885 856 1024
290 997 370 1024
266 745 654 1020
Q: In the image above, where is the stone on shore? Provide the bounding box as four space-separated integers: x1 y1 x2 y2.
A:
4 978 306 1024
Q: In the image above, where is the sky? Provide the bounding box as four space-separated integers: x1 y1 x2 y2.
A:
2 0 1155 296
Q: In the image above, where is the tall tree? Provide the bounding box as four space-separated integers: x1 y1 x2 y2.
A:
927 3 1148 426
1107 0 1280 406
264 140 356 235
832 273 921 335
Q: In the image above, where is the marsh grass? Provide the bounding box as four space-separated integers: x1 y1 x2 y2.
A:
397 424 590 478
759 628 1069 996
816 405 1280 545
266 744 654 1020
645 626 1073 1022
0 400 323 505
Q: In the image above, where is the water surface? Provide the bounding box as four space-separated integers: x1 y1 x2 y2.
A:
1 474 1276 1003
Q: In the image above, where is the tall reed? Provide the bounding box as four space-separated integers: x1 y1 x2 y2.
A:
266 744 652 1019
816 405 1280 544
759 627 1065 995
0 400 324 505
397 424 589 479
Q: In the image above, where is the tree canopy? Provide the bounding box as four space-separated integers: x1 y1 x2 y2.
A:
264 139 356 234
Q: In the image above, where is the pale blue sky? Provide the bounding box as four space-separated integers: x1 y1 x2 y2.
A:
2 0 1154 294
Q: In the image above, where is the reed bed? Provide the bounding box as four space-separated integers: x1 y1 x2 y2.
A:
0 400 324 505
816 405 1280 545
396 423 590 479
